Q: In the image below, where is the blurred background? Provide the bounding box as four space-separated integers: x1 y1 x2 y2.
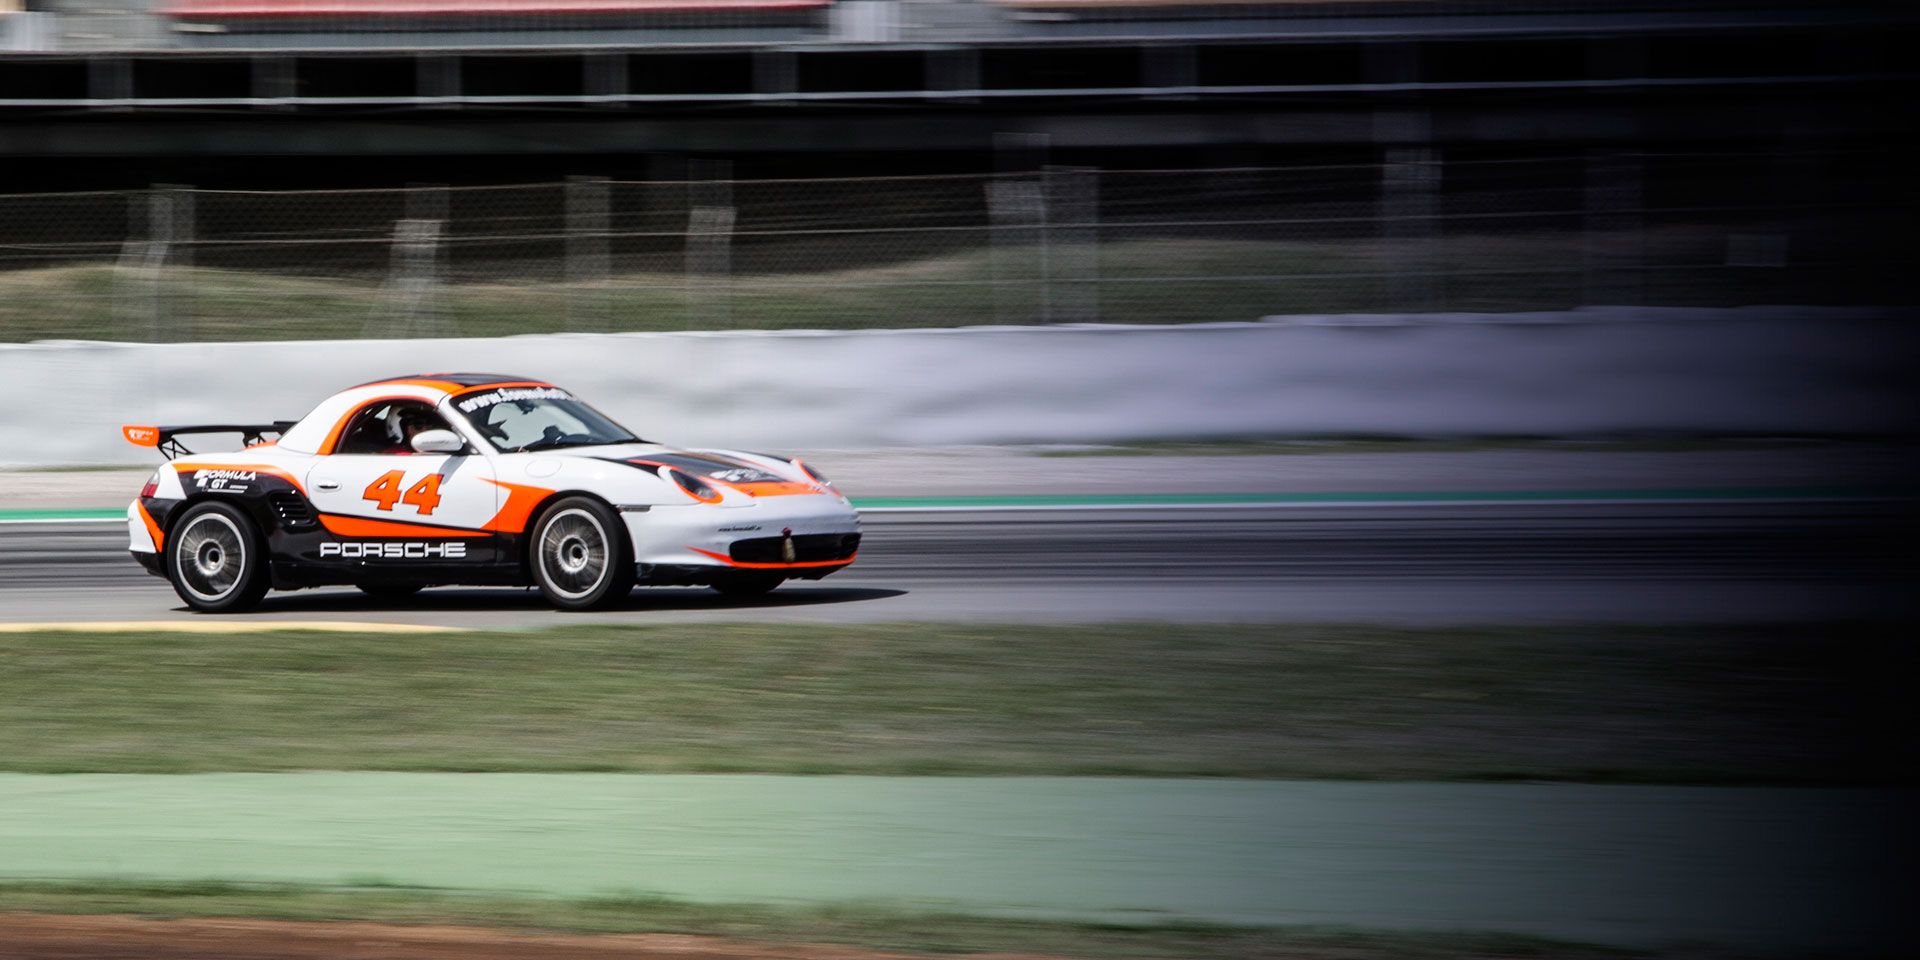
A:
0 0 1909 342
1 3 1916 960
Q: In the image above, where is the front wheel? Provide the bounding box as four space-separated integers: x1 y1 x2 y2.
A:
166 501 271 613
528 496 635 611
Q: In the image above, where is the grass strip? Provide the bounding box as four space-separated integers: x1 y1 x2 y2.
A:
0 880 1646 960
0 623 1910 783
0 232 1771 343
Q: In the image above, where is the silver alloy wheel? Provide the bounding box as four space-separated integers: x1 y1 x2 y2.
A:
537 507 610 601
174 511 247 603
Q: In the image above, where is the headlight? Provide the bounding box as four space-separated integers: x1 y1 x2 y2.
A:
795 459 833 488
665 468 722 503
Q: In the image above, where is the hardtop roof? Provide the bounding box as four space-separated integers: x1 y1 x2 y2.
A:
352 373 546 390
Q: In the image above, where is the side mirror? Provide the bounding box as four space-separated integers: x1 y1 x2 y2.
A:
411 429 466 454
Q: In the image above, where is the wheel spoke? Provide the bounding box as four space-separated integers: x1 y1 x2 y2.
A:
174 513 247 602
538 508 611 600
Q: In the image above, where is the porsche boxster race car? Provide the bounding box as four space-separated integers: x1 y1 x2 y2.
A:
123 374 860 612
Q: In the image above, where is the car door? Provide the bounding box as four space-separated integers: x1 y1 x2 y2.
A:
303 398 501 564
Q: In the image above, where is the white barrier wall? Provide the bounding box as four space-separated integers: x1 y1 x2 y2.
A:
3 307 1913 466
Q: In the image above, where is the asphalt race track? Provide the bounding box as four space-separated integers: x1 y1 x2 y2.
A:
2 501 1914 626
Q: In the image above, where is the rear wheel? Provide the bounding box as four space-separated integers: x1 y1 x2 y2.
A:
712 574 783 598
529 496 635 611
166 501 270 613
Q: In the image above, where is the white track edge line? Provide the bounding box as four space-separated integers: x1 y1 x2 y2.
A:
0 495 1901 526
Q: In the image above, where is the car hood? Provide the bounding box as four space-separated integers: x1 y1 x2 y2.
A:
548 443 806 484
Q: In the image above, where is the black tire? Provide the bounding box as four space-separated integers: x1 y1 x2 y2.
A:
528 496 635 611
356 583 423 600
712 574 783 598
165 500 271 613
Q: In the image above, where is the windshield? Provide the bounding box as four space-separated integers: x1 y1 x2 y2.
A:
453 387 640 453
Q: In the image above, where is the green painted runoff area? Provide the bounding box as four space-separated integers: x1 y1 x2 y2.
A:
0 485 1906 523
0 774 1898 952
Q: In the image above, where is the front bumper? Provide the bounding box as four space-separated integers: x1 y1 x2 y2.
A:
622 494 861 578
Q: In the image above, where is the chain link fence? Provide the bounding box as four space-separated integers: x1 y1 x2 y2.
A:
0 151 1905 343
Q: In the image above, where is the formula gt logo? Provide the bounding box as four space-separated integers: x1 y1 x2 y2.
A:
320 541 467 559
194 469 258 492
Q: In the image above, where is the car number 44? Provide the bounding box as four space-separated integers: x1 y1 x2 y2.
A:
364 471 445 515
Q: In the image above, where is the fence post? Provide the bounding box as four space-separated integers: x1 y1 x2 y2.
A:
1381 149 1440 312
372 219 447 339
642 156 686 327
365 182 451 338
121 189 169 342
987 177 1045 325
686 159 734 329
1046 166 1100 324
143 185 195 342
1584 152 1645 306
566 175 611 332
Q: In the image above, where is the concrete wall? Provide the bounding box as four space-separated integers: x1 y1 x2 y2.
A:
3 306 1912 466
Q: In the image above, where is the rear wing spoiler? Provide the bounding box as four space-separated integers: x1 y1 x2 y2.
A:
122 422 297 460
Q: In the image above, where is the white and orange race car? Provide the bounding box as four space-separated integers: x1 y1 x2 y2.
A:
123 374 860 612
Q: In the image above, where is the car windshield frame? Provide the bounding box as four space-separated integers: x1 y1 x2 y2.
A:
451 388 643 454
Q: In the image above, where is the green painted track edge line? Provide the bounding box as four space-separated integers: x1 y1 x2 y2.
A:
0 508 125 521
852 486 1914 509
4 485 1912 522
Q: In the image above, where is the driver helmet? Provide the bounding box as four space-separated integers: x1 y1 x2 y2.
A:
386 407 438 448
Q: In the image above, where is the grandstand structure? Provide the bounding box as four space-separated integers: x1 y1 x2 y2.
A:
7 1 1885 52
0 1 1905 184
0 1 1905 188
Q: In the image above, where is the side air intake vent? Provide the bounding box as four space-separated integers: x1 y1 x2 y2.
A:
268 491 318 531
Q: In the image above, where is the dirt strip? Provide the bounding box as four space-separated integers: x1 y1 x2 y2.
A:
0 914 1055 960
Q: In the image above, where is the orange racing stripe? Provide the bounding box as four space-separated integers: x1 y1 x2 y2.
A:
709 479 821 498
356 378 466 392
318 514 489 538
685 546 857 570
136 501 166 552
482 479 555 534
449 381 556 396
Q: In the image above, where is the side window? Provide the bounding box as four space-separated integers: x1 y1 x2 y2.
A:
333 400 455 455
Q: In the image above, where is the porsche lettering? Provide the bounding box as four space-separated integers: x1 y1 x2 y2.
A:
320 541 468 559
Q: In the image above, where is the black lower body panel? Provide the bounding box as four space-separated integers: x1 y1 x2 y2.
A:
269 560 527 590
